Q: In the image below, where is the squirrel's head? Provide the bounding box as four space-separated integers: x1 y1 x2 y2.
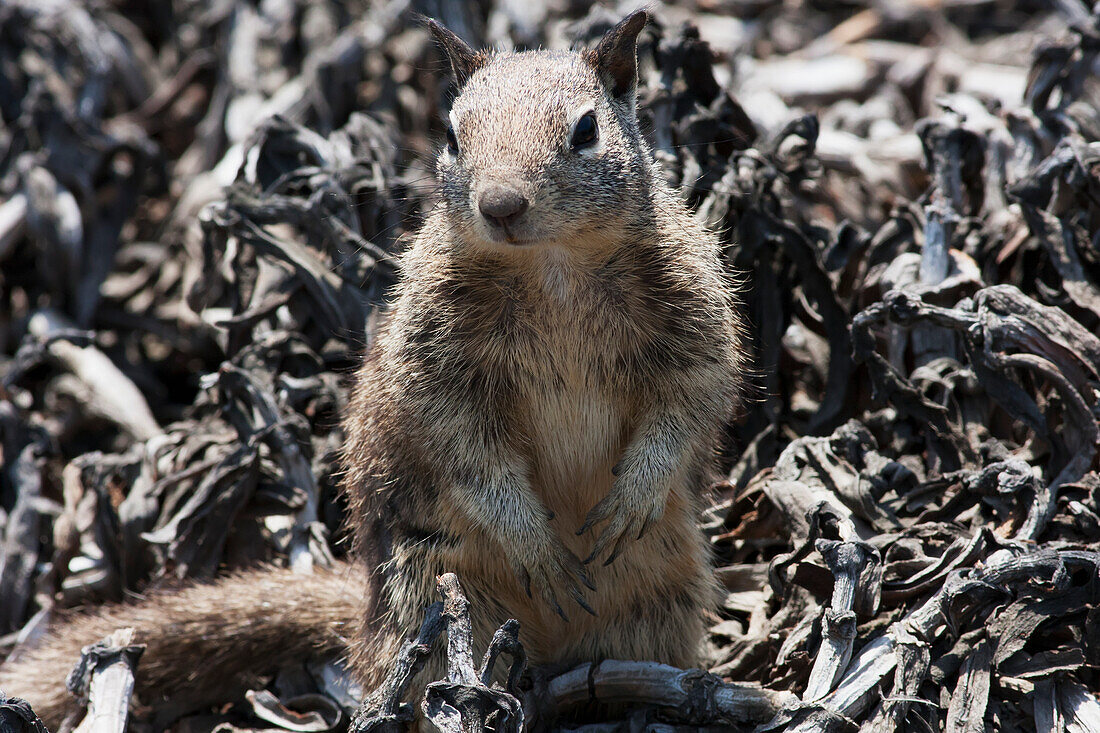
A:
427 12 652 251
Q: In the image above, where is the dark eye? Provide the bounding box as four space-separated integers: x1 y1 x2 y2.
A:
570 112 598 150
446 125 459 155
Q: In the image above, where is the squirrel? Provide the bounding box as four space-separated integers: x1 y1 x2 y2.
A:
0 11 746 730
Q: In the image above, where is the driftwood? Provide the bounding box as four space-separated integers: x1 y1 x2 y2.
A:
542 661 793 726
65 629 144 733
350 602 445 733
350 574 526 733
349 573 792 732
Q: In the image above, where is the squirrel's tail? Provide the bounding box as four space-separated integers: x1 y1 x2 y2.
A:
0 563 366 730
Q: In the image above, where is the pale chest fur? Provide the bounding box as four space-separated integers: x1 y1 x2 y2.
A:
505 247 635 524
523 381 627 527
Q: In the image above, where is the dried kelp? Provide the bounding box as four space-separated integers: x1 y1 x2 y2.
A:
1 0 1099 732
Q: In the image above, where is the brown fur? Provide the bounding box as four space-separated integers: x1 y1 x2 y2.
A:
343 7 746 699
0 11 746 729
0 566 363 729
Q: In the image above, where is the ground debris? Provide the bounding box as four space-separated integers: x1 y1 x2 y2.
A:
1 0 1099 731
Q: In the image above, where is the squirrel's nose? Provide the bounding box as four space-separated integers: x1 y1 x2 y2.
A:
478 185 529 228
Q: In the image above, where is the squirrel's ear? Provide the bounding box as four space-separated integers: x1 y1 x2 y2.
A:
426 18 482 86
590 10 648 101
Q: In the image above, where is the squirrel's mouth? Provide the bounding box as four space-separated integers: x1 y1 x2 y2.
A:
500 222 524 244
480 220 535 246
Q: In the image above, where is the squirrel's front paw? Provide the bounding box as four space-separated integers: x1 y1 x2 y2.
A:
577 477 666 566
515 542 596 620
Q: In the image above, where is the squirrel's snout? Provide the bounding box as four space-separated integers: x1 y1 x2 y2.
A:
477 184 529 229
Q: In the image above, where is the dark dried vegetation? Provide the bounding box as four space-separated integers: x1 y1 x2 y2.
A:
1 0 1099 731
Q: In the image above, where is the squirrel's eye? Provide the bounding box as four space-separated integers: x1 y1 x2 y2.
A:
570 112 598 150
446 125 459 155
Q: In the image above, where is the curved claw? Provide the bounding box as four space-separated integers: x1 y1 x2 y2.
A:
572 588 597 616
520 546 595 617
576 509 604 536
585 505 661 566
583 518 622 565
563 551 597 590
579 568 596 591
636 512 660 541
519 567 533 598
602 529 635 566
577 494 615 536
